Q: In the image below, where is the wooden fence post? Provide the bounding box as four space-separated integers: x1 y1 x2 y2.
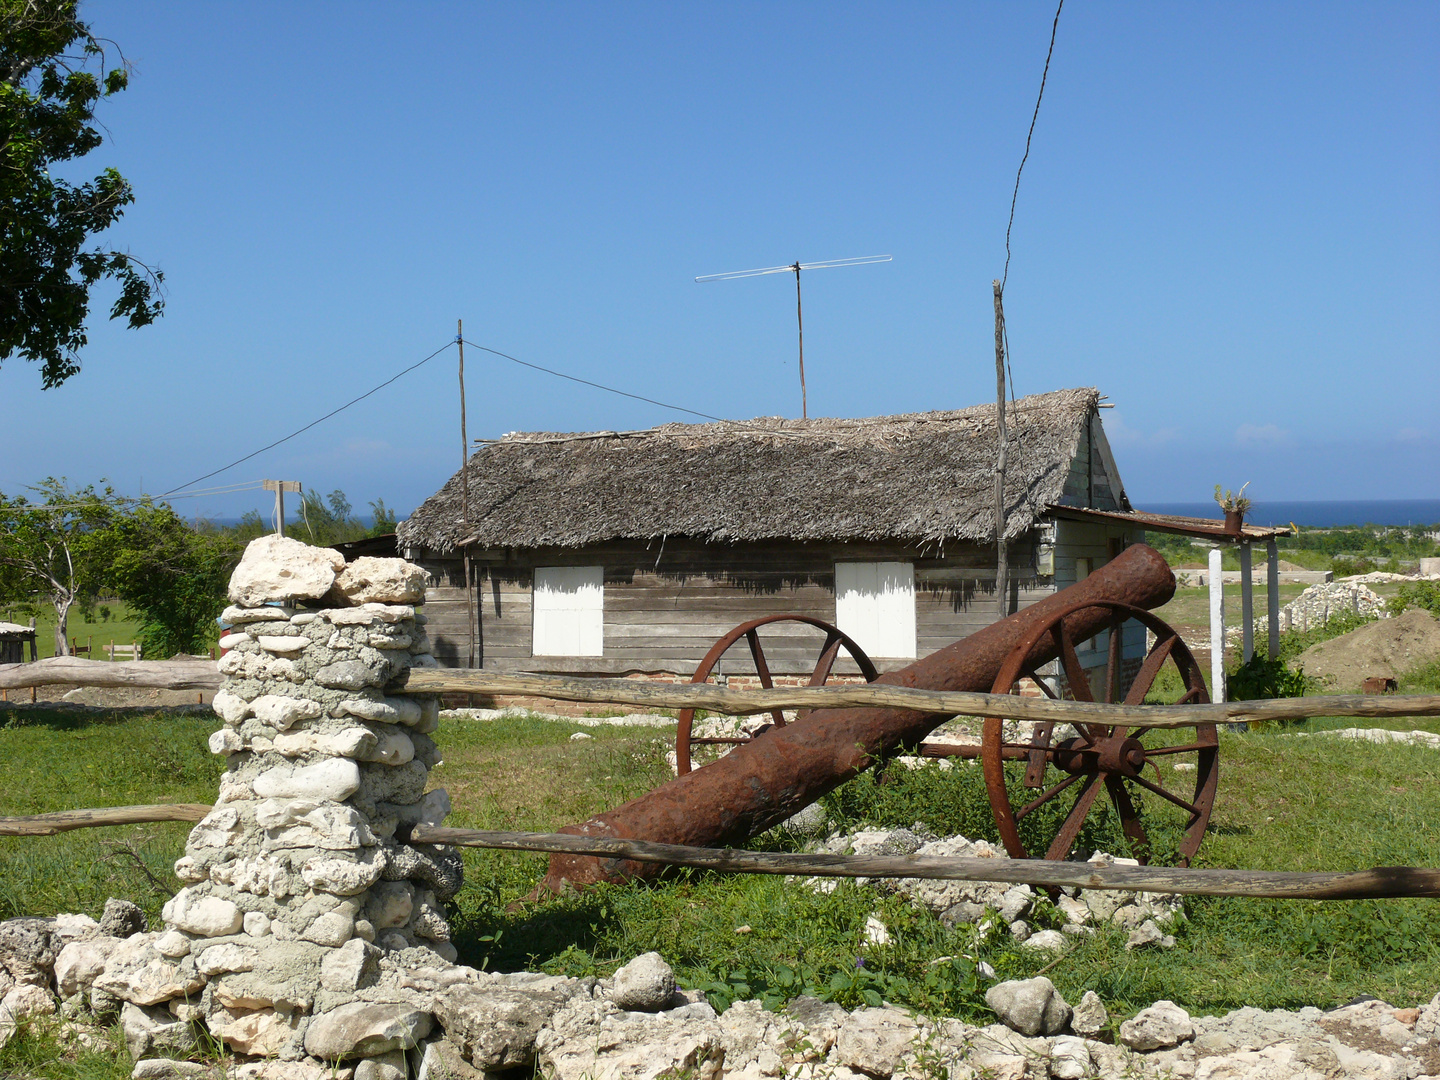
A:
1209 546 1225 702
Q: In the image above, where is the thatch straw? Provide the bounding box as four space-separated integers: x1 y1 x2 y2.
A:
399 387 1099 553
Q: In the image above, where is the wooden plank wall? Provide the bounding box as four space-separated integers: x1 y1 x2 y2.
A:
411 535 1054 677
1058 412 1124 512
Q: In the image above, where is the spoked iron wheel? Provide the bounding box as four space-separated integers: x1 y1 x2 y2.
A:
676 615 880 776
980 601 1218 866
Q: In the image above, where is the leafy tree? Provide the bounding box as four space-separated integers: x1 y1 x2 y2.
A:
0 477 118 654
109 503 241 657
1 0 163 387
232 509 268 543
367 497 398 537
294 487 367 546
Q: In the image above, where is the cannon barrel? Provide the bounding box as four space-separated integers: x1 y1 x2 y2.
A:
539 542 1176 894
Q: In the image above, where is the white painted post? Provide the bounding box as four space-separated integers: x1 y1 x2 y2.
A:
1267 538 1280 660
1239 541 1254 663
1208 546 1225 703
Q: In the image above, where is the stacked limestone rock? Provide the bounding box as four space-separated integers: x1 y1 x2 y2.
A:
100 537 461 1071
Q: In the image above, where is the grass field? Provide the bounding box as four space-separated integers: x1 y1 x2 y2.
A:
3 697 1438 1068
1 600 147 661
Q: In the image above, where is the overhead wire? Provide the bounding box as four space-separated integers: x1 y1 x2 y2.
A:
90 323 817 515
460 339 727 425
0 482 267 514
997 0 1064 418
1000 0 1064 299
158 339 458 496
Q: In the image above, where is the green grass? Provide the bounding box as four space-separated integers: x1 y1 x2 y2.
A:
1152 584 1312 637
4 700 1440 1074
0 709 222 924
0 1021 136 1080
2 599 147 661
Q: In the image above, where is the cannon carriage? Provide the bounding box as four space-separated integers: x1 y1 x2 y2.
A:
674 597 1216 868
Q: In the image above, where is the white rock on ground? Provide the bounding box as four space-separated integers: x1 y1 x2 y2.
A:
1070 989 1109 1037
985 976 1072 1037
302 1000 434 1059
835 1006 920 1076
1121 999 1195 1050
610 952 677 1012
5 911 1440 1080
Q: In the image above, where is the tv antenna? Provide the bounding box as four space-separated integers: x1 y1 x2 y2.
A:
695 254 892 418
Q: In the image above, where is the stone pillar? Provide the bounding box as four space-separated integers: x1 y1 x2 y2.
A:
156 536 456 1062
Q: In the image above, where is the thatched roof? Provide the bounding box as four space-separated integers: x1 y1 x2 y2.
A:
400 387 1104 553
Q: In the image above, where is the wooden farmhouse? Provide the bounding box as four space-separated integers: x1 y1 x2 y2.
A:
396 387 1177 700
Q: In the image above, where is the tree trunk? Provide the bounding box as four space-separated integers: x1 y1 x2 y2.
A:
53 595 72 657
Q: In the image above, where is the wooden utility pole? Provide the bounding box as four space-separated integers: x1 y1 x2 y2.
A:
459 320 477 671
262 480 300 538
792 264 807 419
992 281 1009 619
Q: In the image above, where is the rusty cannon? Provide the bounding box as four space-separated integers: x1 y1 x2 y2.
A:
540 542 1216 894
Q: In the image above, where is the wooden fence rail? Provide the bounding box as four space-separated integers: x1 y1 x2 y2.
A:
0 657 220 691
2 803 1435 900
408 825 1440 901
0 803 211 836
4 658 1439 729
395 670 1440 729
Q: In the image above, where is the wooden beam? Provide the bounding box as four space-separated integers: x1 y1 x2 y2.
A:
0 657 222 691
394 669 1440 729
6 657 1439 730
410 825 1440 901
0 804 212 836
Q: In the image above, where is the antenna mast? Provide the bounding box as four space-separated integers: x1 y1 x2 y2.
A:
696 254 891 418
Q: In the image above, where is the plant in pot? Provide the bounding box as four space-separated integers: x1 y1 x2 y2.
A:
1214 482 1252 534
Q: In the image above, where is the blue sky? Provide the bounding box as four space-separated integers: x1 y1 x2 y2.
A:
2 2 1435 523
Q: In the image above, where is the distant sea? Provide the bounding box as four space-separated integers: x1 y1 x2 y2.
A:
1143 500 1440 528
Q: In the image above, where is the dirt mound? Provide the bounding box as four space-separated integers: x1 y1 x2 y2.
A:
1295 609 1440 691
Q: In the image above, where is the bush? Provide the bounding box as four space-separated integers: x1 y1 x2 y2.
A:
1392 581 1440 619
1227 655 1312 700
110 504 241 657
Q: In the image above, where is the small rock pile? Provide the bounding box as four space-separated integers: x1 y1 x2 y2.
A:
1268 580 1387 635
7 927 1440 1080
810 826 1182 952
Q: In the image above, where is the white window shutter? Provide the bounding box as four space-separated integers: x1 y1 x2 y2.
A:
836 561 915 658
533 566 604 657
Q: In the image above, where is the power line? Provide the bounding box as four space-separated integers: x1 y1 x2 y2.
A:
0 482 267 514
1000 0 1064 297
154 326 813 508
159 340 457 496
461 339 728 424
